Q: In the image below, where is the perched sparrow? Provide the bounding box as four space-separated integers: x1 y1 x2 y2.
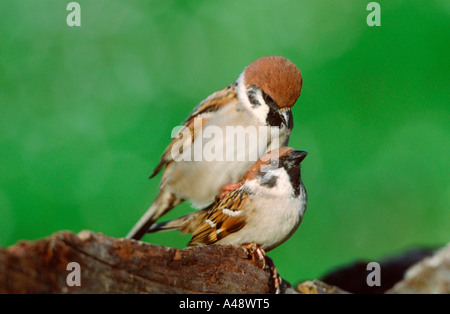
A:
126 56 303 240
147 147 308 253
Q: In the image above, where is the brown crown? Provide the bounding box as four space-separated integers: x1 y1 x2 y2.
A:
243 147 295 181
243 56 302 108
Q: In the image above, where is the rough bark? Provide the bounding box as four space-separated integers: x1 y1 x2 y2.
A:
0 230 298 294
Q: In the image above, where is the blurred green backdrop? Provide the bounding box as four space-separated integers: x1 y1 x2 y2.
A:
0 0 449 283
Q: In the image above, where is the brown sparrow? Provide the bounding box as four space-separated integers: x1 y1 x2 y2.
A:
126 57 303 240
146 147 308 252
146 147 307 293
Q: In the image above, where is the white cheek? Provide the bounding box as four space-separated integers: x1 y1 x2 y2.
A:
236 73 269 125
246 168 294 197
252 99 270 125
236 73 249 107
266 169 293 196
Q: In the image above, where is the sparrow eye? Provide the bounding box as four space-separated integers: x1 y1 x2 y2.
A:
264 93 275 106
270 159 279 167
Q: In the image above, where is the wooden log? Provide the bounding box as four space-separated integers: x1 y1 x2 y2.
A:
0 230 292 294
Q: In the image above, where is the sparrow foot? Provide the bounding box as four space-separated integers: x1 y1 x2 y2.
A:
242 243 282 294
242 242 266 269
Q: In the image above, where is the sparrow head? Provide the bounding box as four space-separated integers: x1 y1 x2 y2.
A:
238 56 302 129
244 147 307 197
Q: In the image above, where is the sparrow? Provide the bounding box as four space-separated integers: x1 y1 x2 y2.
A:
126 56 303 240
147 147 307 293
147 147 308 253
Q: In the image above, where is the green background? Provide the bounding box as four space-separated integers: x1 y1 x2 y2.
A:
0 0 448 283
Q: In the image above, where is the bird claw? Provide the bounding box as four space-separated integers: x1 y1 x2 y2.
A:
242 242 266 269
242 243 282 294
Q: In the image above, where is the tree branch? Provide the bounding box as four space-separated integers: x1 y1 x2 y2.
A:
0 231 302 294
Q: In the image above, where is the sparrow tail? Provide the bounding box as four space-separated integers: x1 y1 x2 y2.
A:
146 216 187 233
126 190 183 240
147 210 206 235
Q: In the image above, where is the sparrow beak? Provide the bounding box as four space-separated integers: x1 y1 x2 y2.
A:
289 150 308 164
278 108 293 130
265 98 293 129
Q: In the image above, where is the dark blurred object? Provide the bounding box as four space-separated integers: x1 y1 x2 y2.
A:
321 248 436 294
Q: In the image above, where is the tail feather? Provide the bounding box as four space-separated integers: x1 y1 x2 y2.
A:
126 190 183 240
147 215 190 233
148 210 207 236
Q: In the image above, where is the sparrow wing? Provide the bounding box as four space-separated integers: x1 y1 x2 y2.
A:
187 188 249 246
149 84 238 179
184 84 237 122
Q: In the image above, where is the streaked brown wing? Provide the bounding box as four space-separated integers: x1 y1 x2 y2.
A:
149 85 237 179
188 189 249 246
184 84 237 122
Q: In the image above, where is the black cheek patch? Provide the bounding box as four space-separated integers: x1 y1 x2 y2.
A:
257 172 278 188
246 88 260 107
